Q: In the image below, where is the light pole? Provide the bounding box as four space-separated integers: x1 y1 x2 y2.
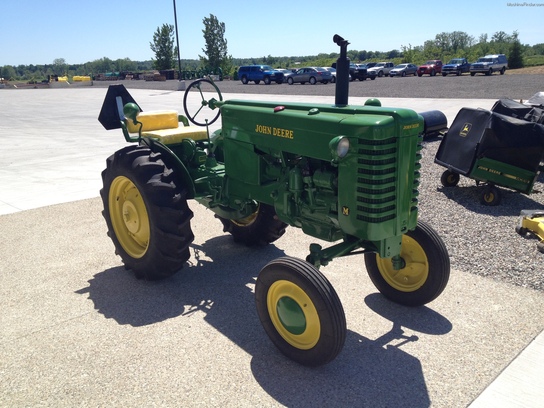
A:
173 0 184 88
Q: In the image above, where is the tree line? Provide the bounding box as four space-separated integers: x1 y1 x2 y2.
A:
2 27 543 82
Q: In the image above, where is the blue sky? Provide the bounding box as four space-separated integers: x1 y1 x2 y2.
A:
1 0 542 66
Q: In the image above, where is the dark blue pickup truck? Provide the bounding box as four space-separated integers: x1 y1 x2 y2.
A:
237 65 284 84
442 58 470 76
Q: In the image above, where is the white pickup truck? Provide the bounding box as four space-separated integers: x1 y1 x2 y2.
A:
367 62 395 77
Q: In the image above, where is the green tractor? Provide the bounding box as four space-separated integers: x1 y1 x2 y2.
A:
98 35 450 366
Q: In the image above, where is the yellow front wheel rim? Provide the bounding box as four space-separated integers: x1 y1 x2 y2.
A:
376 235 429 292
109 176 150 259
267 280 320 350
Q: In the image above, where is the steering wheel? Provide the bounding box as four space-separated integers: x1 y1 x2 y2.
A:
183 78 223 126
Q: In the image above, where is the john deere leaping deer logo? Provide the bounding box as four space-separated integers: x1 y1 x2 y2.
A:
460 123 472 137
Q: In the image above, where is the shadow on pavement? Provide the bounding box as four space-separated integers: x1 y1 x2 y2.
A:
76 235 452 407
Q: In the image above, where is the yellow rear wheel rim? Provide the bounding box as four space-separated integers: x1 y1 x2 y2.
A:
109 176 150 259
231 205 259 227
376 235 429 292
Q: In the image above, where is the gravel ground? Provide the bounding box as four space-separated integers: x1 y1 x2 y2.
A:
418 138 544 292
87 76 544 291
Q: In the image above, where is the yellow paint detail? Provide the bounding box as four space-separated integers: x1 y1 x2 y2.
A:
255 124 294 139
375 235 429 292
126 110 207 144
460 123 472 137
126 110 179 133
267 280 321 350
402 123 420 130
109 176 150 259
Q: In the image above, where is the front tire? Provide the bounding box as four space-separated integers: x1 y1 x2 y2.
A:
100 145 194 280
255 257 346 366
364 220 450 306
216 203 287 246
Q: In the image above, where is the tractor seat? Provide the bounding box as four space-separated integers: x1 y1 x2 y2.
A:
126 110 207 144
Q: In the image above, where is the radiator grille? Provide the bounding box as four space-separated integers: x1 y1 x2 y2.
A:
354 136 422 223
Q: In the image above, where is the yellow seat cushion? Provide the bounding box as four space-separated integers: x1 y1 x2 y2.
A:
142 127 208 144
126 110 179 133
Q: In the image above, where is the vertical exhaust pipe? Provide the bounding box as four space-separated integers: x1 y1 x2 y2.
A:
333 34 350 107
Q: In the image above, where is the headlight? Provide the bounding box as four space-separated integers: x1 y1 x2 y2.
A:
329 136 350 161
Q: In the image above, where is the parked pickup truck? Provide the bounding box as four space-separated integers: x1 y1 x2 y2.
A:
442 58 471 76
470 54 508 76
349 64 377 81
367 62 395 77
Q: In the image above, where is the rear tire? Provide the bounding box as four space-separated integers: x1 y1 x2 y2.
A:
255 257 346 366
101 146 194 280
216 203 287 246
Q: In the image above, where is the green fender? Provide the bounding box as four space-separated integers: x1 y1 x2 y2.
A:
143 137 196 199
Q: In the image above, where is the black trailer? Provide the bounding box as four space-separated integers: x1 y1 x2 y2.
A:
434 99 544 205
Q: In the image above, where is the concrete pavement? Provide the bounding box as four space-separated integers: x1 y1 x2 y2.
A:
0 87 543 407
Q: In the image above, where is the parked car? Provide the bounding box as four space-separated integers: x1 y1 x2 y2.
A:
470 54 508 76
417 60 443 76
442 58 471 76
276 68 295 83
322 67 337 83
367 62 395 77
287 67 332 84
238 65 284 84
389 63 418 77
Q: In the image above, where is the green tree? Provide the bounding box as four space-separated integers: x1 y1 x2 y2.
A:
1 65 17 80
200 14 231 74
53 58 67 75
401 44 416 63
509 39 524 69
150 24 176 70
